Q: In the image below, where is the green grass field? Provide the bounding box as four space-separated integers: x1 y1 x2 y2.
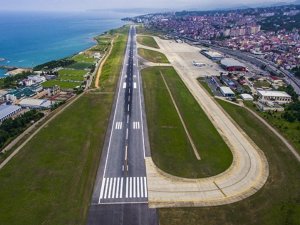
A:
43 80 81 89
0 93 113 225
142 66 232 178
58 69 87 77
138 48 169 64
72 54 95 63
254 80 271 88
244 101 300 153
42 69 87 89
67 62 94 70
99 26 129 91
159 100 300 225
198 78 214 96
137 36 160 49
59 75 85 82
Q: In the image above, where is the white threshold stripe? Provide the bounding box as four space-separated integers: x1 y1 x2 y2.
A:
112 178 116 199
140 177 144 197
116 178 120 199
100 176 147 200
137 177 140 198
126 177 129 198
144 177 148 198
104 178 109 199
99 178 106 200
123 82 127 88
129 177 132 198
120 177 123 198
134 82 137 89
108 178 113 198
133 177 136 198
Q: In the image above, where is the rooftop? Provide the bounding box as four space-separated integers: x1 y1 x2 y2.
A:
220 58 246 68
18 98 53 108
0 104 22 120
257 90 291 97
220 86 235 95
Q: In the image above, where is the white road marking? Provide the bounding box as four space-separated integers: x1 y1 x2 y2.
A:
144 177 148 198
140 177 144 197
127 115 129 123
112 178 116 199
108 178 113 198
116 178 120 198
133 177 136 198
133 75 136 78
126 177 129 198
115 122 122 130
134 82 137 89
133 122 140 130
129 177 132 198
120 177 123 198
99 178 106 200
126 128 129 140
137 177 140 198
125 145 128 161
104 178 109 199
128 104 130 112
123 82 127 89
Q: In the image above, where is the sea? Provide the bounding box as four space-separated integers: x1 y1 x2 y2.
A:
0 10 127 77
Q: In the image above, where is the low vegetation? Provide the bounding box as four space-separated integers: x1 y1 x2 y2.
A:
159 100 300 225
43 80 81 89
99 26 129 91
137 36 159 49
0 110 44 152
0 71 32 88
138 48 169 64
142 66 232 178
72 54 95 63
33 58 75 71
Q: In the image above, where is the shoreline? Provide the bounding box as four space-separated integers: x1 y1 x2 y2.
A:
0 23 127 78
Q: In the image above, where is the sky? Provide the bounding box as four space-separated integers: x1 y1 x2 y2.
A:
0 0 295 12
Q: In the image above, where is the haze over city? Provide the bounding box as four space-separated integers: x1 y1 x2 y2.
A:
0 0 296 11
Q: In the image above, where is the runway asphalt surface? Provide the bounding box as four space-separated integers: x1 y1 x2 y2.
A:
87 26 157 225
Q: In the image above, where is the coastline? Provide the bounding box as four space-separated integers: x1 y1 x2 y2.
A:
0 12 126 78
0 24 127 78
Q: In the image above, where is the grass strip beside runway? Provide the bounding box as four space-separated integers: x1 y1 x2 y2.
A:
159 100 300 225
137 36 160 49
99 26 129 92
138 48 169 64
0 93 112 225
142 66 232 178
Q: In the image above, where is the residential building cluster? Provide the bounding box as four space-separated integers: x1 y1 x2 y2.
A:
133 5 300 71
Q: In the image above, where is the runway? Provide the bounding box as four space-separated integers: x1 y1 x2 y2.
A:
87 26 157 225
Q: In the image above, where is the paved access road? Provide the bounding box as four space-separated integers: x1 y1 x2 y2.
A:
87 26 157 225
